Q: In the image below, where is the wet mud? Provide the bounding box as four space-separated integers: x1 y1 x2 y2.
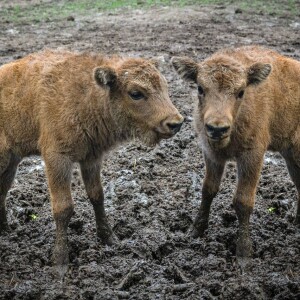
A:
0 2 299 299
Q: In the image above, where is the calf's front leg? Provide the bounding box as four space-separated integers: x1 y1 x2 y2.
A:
44 152 74 275
80 161 117 245
191 154 225 238
234 152 264 259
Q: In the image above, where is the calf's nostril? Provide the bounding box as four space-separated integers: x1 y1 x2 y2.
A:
205 124 216 132
205 124 230 136
167 121 183 134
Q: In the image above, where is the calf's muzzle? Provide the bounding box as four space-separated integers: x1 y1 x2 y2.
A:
166 121 183 134
157 114 184 137
205 122 230 140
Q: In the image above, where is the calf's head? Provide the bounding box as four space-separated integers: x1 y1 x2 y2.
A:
94 58 183 146
172 55 271 148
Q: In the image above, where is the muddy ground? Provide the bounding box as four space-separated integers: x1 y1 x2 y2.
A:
0 2 300 299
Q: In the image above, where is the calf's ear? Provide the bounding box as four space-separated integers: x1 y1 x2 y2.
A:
247 63 271 86
171 57 198 83
94 67 117 88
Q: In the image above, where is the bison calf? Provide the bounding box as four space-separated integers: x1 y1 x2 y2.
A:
172 46 300 260
0 50 183 274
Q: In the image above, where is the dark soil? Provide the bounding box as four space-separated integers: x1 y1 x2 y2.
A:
0 2 300 299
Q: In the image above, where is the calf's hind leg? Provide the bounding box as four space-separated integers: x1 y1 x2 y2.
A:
191 154 225 238
43 152 74 274
80 161 117 245
281 149 300 225
0 152 20 233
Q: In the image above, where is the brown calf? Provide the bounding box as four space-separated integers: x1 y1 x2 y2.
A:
0 50 183 273
172 46 300 260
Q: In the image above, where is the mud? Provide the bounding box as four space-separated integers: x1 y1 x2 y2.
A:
0 2 300 299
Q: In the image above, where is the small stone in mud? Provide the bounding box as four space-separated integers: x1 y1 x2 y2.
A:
185 116 193 122
114 290 130 298
67 16 75 21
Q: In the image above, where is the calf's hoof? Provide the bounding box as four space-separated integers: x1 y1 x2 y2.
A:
236 236 253 271
295 215 300 226
98 231 119 246
236 236 253 258
188 221 208 238
53 263 69 280
52 243 69 279
236 256 252 271
0 222 9 234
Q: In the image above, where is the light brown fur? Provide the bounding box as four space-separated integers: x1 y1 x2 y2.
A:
172 46 300 260
0 50 183 274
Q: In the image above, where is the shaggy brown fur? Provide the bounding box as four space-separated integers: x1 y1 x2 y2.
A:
0 50 183 274
172 46 300 260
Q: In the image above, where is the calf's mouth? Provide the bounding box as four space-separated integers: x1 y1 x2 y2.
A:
207 133 230 141
154 129 176 139
206 132 231 149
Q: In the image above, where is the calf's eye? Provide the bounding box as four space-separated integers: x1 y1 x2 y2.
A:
198 85 205 96
128 90 145 100
237 90 244 99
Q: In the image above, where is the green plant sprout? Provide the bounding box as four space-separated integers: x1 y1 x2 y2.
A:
268 207 276 213
30 214 38 220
